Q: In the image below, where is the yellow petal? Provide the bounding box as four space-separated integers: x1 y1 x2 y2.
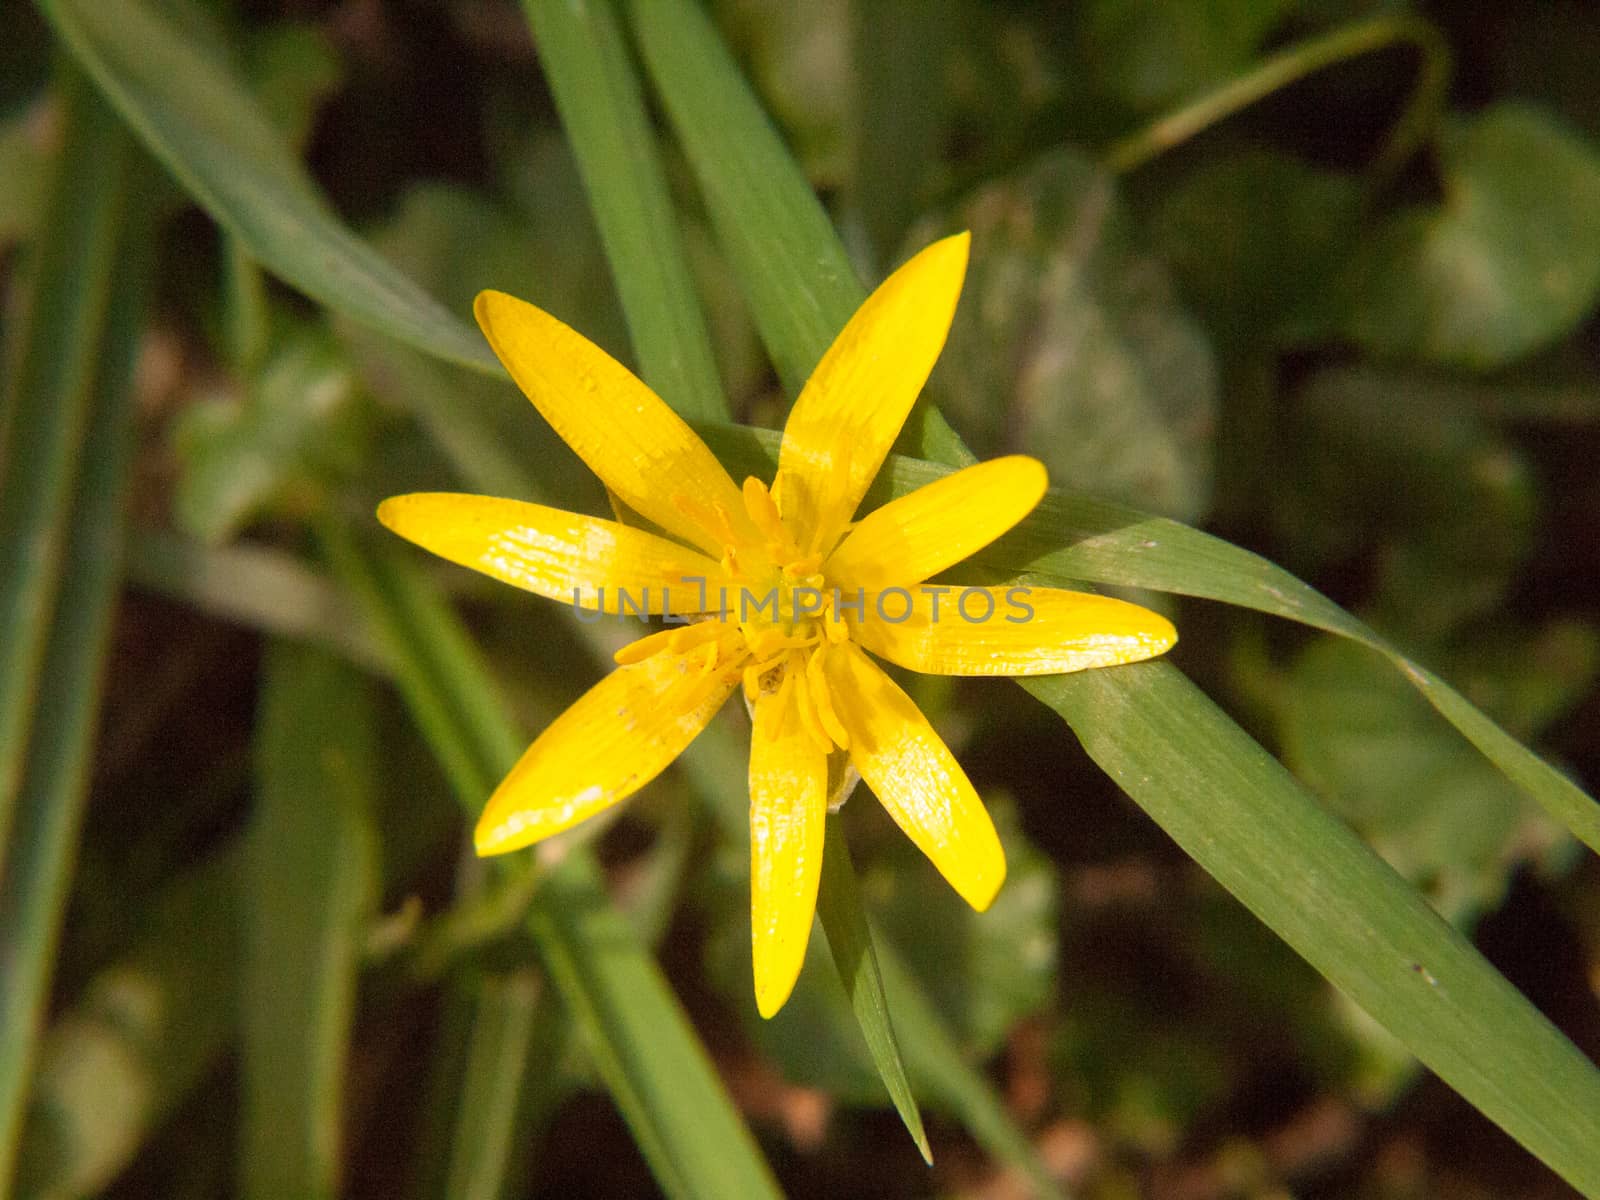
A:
824 456 1046 591
821 642 1004 910
474 290 759 558
774 233 970 557
853 585 1177 675
475 641 741 855
377 493 722 615
748 682 827 1018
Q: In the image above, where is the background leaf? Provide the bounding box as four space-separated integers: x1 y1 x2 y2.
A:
1343 102 1600 369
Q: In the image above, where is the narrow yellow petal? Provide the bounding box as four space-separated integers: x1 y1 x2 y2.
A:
853 585 1177 675
748 683 828 1018
774 233 970 556
824 456 1047 591
377 493 722 615
822 642 1004 910
475 642 741 855
474 291 759 557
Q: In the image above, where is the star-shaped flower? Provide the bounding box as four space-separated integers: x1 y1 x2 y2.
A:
379 233 1176 1016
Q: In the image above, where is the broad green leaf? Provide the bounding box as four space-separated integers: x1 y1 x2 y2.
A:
1148 149 1362 347
0 70 131 848
912 149 1217 520
1280 636 1585 927
1343 102 1600 370
1272 366 1536 641
174 322 368 543
629 3 1600 1188
242 643 378 1200
0 71 152 1182
521 0 727 422
14 846 240 1199
38 0 497 374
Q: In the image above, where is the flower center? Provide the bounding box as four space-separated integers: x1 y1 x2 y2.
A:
618 475 852 753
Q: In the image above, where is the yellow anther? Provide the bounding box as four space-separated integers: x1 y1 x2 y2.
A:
614 619 724 666
613 627 680 665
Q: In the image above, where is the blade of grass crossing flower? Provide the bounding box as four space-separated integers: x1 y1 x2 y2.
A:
629 9 1600 1189
519 0 727 421
243 642 378 1200
815 816 931 1165
37 0 495 374
1029 663 1600 1194
0 72 151 1186
321 525 783 1200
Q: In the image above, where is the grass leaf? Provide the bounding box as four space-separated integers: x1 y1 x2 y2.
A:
37 0 495 373
0 70 152 1184
243 642 378 1200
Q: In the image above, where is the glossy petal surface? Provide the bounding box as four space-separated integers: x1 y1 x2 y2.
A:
379 492 722 613
475 290 759 557
854 585 1177 676
774 234 969 556
475 639 741 855
825 455 1046 590
748 683 828 1018
822 642 1005 910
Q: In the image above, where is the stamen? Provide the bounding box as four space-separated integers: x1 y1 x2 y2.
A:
672 492 739 551
789 654 833 754
613 627 680 665
614 619 724 665
805 647 850 749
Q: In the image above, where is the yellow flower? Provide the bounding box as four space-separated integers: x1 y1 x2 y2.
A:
378 233 1176 1016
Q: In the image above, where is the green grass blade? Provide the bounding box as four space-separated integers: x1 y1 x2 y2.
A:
14 845 241 1199
0 67 130 849
36 0 495 374
416 971 565 1200
1029 663 1600 1194
814 815 930 1165
626 4 1600 1191
623 0 970 467
320 524 783 1200
519 0 727 421
0 69 151 1186
243 642 378 1200
529 855 781 1200
874 945 1067 1200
